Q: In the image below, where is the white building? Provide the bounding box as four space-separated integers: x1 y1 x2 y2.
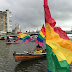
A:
0 9 12 34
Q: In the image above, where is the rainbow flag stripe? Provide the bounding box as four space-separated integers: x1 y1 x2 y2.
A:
18 33 33 44
17 37 20 40
35 24 45 45
17 35 21 39
44 0 72 72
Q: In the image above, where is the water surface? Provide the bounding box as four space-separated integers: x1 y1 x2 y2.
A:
0 39 72 72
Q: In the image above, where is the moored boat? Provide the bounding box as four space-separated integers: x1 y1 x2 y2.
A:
13 51 46 62
6 42 19 44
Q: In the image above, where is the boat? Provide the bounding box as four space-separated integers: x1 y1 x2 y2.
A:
13 51 46 62
6 42 19 44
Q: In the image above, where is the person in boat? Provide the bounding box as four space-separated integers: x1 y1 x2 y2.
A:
13 38 18 42
13 37 17 42
36 44 45 53
6 37 11 42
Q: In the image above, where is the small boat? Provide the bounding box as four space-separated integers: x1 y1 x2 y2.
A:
13 51 46 62
6 42 19 44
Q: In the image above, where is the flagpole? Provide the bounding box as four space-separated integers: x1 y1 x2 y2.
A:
30 42 36 53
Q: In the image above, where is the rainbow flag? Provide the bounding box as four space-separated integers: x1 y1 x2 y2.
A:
44 0 72 72
17 35 21 40
18 33 33 44
4 37 13 40
35 24 46 45
4 37 7 40
9 36 13 40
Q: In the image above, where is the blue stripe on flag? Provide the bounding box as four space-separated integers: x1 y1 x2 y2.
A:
48 70 52 72
23 36 30 41
37 37 43 42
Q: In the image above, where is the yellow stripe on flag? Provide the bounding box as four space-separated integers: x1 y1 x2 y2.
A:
39 31 45 38
46 40 72 64
45 23 72 51
19 33 27 38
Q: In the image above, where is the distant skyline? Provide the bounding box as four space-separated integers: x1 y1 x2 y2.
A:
0 0 72 32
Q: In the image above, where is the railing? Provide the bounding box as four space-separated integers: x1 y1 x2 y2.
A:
70 62 72 72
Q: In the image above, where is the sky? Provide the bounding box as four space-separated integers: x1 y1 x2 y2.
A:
0 0 72 32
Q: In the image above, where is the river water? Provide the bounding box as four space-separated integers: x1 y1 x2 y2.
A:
0 39 72 72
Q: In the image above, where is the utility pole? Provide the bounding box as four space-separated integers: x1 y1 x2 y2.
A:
71 26 72 32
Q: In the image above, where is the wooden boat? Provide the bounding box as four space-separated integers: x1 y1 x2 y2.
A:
6 42 19 44
13 51 46 62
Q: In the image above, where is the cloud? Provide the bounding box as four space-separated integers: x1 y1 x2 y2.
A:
0 0 72 32
0 0 10 10
48 0 72 29
6 0 45 32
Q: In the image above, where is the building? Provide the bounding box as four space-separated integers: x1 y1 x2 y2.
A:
15 24 21 33
0 9 12 34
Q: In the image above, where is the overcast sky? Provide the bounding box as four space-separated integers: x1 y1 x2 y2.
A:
0 0 72 32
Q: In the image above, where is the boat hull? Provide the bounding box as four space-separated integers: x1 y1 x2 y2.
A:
13 52 46 62
6 42 19 44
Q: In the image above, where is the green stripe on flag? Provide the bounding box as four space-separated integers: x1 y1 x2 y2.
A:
38 34 44 40
17 37 20 38
22 36 28 40
46 44 69 72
